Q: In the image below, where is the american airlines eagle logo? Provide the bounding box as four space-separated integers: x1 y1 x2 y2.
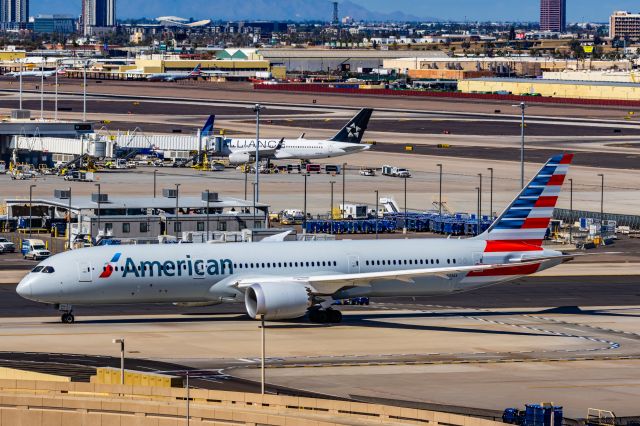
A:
347 123 361 139
99 253 121 278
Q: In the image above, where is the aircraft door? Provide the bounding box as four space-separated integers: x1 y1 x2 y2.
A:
347 255 360 274
77 262 93 283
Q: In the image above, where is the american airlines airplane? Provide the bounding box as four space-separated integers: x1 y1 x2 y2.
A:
216 108 373 164
6 66 66 79
147 64 202 82
17 154 574 324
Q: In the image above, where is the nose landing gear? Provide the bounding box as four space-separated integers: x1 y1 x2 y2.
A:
61 312 75 324
57 304 75 324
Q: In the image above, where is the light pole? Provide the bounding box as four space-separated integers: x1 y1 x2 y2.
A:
153 169 158 198
253 104 264 205
83 61 88 122
112 338 125 385
54 59 60 121
252 182 257 226
598 173 604 240
260 314 266 395
19 61 22 110
478 173 483 220
303 173 309 232
513 102 526 188
487 167 494 219
175 184 181 238
342 162 346 219
29 184 36 238
205 190 211 239
403 176 408 234
476 187 481 235
94 183 101 239
68 187 72 250
329 180 335 234
437 164 443 217
244 168 248 200
185 371 190 426
374 190 379 240
568 178 573 245
40 61 44 120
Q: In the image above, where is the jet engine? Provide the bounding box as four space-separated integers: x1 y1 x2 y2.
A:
244 282 310 320
228 152 251 164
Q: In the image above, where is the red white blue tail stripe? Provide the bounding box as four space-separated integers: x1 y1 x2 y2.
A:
476 153 573 246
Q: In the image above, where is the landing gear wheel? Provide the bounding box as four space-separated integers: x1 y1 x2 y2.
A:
309 309 327 323
61 313 74 324
327 309 342 323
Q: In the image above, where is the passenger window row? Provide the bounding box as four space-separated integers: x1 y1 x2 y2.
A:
233 261 338 269
364 258 457 266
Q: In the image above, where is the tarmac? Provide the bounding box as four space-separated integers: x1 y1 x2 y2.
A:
1 79 640 418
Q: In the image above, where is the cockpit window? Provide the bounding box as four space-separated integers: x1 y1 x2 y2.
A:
42 266 55 274
32 266 44 273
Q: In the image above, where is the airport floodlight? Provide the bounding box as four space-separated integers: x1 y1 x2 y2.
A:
512 102 526 188
29 184 37 238
598 174 605 240
112 338 125 385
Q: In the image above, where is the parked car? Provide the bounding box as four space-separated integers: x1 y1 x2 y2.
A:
359 168 376 177
0 237 16 253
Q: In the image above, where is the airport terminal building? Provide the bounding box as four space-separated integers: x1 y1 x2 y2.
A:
4 191 269 241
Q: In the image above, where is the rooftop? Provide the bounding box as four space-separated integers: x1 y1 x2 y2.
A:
465 77 640 88
6 195 268 212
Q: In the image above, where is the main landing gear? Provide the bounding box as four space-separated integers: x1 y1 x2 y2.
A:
308 308 342 324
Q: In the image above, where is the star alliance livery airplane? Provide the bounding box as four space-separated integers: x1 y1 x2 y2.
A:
217 108 373 164
18 154 574 324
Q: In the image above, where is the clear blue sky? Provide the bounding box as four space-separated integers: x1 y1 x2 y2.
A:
31 0 640 22
354 0 639 22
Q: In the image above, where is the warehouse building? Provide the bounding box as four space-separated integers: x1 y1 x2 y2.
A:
459 77 640 101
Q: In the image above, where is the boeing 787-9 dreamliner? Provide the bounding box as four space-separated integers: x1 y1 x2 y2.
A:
18 154 575 324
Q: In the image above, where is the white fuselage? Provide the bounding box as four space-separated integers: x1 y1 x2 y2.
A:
17 238 561 306
223 138 369 163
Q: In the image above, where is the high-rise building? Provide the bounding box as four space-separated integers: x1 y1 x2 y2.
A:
332 1 339 25
540 0 566 32
1 0 28 26
609 11 640 39
82 0 115 35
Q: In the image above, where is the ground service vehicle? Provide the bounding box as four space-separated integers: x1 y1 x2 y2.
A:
21 239 51 260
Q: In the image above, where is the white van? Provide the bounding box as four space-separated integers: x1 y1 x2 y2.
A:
22 239 51 260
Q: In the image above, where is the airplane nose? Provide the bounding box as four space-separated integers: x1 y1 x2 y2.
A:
16 277 32 298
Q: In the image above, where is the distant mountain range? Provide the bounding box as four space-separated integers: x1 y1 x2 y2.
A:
32 0 432 21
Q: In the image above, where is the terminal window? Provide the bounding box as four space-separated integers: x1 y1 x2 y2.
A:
174 222 182 232
122 223 130 234
140 223 149 233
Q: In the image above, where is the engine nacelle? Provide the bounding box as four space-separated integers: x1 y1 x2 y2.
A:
229 152 251 164
244 282 310 320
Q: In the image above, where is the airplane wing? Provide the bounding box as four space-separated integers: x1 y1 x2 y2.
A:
232 260 547 295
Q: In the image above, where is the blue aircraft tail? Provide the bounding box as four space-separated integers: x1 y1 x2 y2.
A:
201 115 215 136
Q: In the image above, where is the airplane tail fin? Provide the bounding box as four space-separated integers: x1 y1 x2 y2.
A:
190 64 202 76
201 115 215 136
474 153 573 246
330 108 373 144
